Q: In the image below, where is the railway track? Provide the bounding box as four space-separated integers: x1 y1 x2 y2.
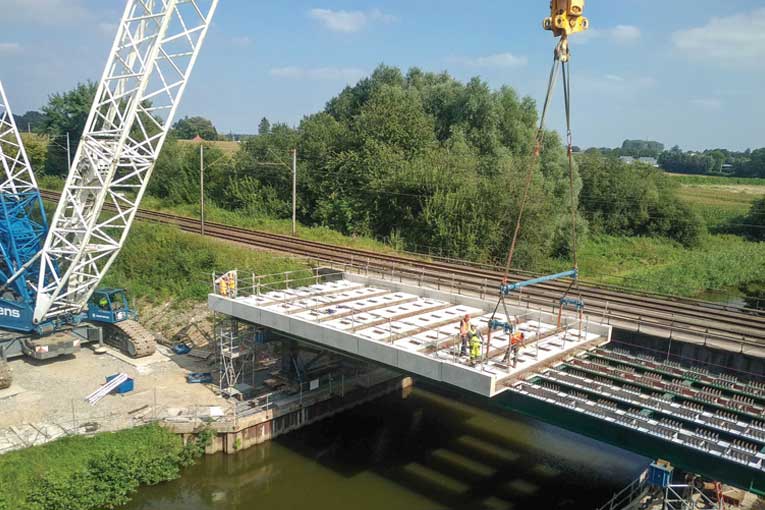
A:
40 190 765 349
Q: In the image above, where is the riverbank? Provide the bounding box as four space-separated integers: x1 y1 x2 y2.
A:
0 425 209 510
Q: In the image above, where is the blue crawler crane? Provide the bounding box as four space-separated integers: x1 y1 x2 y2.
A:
0 82 155 389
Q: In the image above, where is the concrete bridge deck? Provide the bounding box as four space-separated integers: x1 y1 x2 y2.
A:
208 273 612 398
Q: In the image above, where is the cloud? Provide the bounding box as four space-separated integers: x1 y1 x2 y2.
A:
97 22 117 36
448 52 528 69
672 8 765 62
580 74 656 96
0 43 21 55
308 8 396 33
690 98 722 111
576 25 641 45
231 36 253 48
0 0 91 24
610 25 641 43
270 66 366 82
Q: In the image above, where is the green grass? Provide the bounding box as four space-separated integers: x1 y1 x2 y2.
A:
0 425 197 510
666 173 765 186
543 234 765 298
140 196 398 254
38 185 396 254
102 222 311 304
36 174 66 191
675 186 759 228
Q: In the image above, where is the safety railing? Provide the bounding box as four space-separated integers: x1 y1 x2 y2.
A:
596 469 651 510
211 266 601 373
232 368 396 421
596 472 722 510
212 258 765 361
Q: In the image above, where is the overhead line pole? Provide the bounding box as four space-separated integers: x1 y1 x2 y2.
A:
292 148 297 237
200 144 205 236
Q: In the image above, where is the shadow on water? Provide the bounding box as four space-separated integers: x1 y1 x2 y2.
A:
122 385 648 510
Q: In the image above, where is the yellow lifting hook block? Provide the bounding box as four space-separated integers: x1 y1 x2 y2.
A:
543 0 589 38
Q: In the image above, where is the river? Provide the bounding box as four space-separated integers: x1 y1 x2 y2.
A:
123 387 648 510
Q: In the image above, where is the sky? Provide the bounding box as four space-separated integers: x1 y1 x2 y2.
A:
1 0 763 151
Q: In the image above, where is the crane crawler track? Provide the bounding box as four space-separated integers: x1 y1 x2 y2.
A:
39 190 765 351
105 320 156 358
0 358 10 390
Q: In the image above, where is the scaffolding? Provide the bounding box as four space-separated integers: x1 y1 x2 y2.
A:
214 313 258 396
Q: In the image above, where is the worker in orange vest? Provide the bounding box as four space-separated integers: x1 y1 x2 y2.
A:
459 314 470 356
503 331 525 367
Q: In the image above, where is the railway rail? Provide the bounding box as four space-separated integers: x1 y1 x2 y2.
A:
40 190 765 351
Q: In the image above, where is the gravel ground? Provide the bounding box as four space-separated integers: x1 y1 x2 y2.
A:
0 344 227 437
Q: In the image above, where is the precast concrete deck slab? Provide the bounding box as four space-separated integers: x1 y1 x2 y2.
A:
209 273 612 398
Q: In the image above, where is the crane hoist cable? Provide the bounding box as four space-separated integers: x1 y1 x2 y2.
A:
481 1 588 364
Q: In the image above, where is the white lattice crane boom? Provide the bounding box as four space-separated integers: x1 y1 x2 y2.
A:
33 0 218 324
0 82 40 195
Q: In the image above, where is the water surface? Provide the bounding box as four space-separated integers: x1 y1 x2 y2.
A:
123 387 647 510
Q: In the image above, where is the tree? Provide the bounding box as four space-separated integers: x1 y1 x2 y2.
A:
578 152 704 246
19 133 47 173
231 65 581 266
41 81 97 176
741 196 765 241
13 111 47 133
171 116 218 140
621 139 664 158
258 117 271 135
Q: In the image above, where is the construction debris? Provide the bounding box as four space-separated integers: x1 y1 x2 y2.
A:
85 373 130 406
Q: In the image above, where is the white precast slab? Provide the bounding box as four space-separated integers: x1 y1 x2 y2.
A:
242 280 366 308
291 292 418 322
355 305 484 342
208 275 612 398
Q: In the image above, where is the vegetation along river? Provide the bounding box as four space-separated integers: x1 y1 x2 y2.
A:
122 386 647 510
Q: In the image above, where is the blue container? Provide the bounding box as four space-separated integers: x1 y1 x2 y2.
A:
255 329 268 344
172 343 191 355
106 374 135 394
647 462 673 488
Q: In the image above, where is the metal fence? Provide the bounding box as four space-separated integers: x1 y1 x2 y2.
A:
0 398 228 456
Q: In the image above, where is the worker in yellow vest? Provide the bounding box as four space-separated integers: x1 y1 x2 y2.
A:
469 325 482 361
218 274 229 297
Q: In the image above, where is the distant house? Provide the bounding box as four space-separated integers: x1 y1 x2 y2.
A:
638 157 659 167
192 134 204 143
619 156 658 167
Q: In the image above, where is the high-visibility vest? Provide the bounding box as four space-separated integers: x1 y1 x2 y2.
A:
460 320 469 336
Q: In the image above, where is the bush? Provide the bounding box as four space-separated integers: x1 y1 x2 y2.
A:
741 196 765 241
0 425 207 510
577 152 705 246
